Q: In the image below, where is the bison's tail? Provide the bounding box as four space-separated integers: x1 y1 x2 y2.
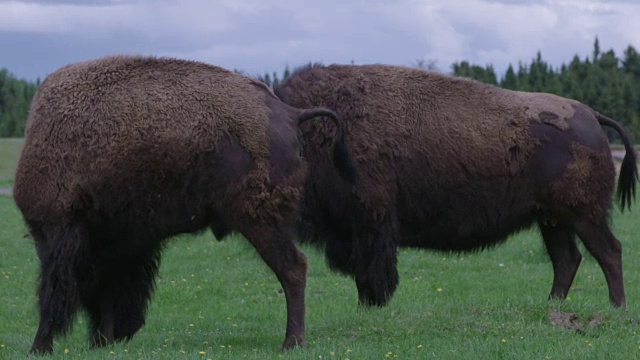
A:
298 108 357 183
597 112 638 211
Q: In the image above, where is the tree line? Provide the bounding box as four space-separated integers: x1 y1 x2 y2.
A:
0 70 38 137
450 38 640 142
1 38 639 140
258 38 640 143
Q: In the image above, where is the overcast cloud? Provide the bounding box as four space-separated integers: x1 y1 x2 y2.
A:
1 0 639 81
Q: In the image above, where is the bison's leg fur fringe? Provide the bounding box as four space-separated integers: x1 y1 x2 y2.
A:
351 213 399 307
30 222 87 354
324 235 355 276
29 219 163 355
574 219 626 307
540 223 582 301
241 224 307 350
109 252 161 341
82 249 161 348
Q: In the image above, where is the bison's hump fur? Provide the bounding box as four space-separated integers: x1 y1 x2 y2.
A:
16 55 287 224
14 55 356 354
274 62 637 309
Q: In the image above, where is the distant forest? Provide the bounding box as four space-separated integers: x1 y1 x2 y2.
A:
2 38 640 141
0 70 38 137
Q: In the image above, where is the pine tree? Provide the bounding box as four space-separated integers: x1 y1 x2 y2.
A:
593 37 601 63
501 65 518 90
484 65 498 85
283 65 291 80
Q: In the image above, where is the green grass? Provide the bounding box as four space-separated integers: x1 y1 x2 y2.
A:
0 138 23 187
1 195 640 359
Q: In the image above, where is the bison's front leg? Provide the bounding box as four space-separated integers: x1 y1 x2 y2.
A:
351 211 399 307
83 250 160 348
539 223 582 301
242 225 307 350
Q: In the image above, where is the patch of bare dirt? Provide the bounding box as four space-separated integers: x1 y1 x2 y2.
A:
549 310 604 332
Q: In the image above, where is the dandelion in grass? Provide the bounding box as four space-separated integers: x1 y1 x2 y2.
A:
199 351 206 354
64 348 69 354
437 288 443 292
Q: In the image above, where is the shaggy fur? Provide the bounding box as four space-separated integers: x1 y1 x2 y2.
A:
274 63 638 308
13 55 356 355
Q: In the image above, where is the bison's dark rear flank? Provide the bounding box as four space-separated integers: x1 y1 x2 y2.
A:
13 55 356 355
274 62 637 309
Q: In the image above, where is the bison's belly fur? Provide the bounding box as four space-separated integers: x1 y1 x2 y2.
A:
275 63 637 309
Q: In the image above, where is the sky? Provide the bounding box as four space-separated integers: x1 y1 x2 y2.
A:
1 0 639 81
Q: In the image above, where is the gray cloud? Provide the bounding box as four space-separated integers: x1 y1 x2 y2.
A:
0 0 638 81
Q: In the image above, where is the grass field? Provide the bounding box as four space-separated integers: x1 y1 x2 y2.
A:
1 136 639 359
1 194 640 359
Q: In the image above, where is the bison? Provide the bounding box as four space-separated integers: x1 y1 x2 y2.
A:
12 55 356 354
273 63 637 308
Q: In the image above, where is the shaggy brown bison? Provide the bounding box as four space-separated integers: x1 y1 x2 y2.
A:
12 55 356 354
274 63 637 309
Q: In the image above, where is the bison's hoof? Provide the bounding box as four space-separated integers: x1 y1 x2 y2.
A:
30 343 53 356
279 337 307 352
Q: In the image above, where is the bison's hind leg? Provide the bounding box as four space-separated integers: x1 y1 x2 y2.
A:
29 221 89 354
539 223 582 301
574 218 626 307
240 224 308 351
